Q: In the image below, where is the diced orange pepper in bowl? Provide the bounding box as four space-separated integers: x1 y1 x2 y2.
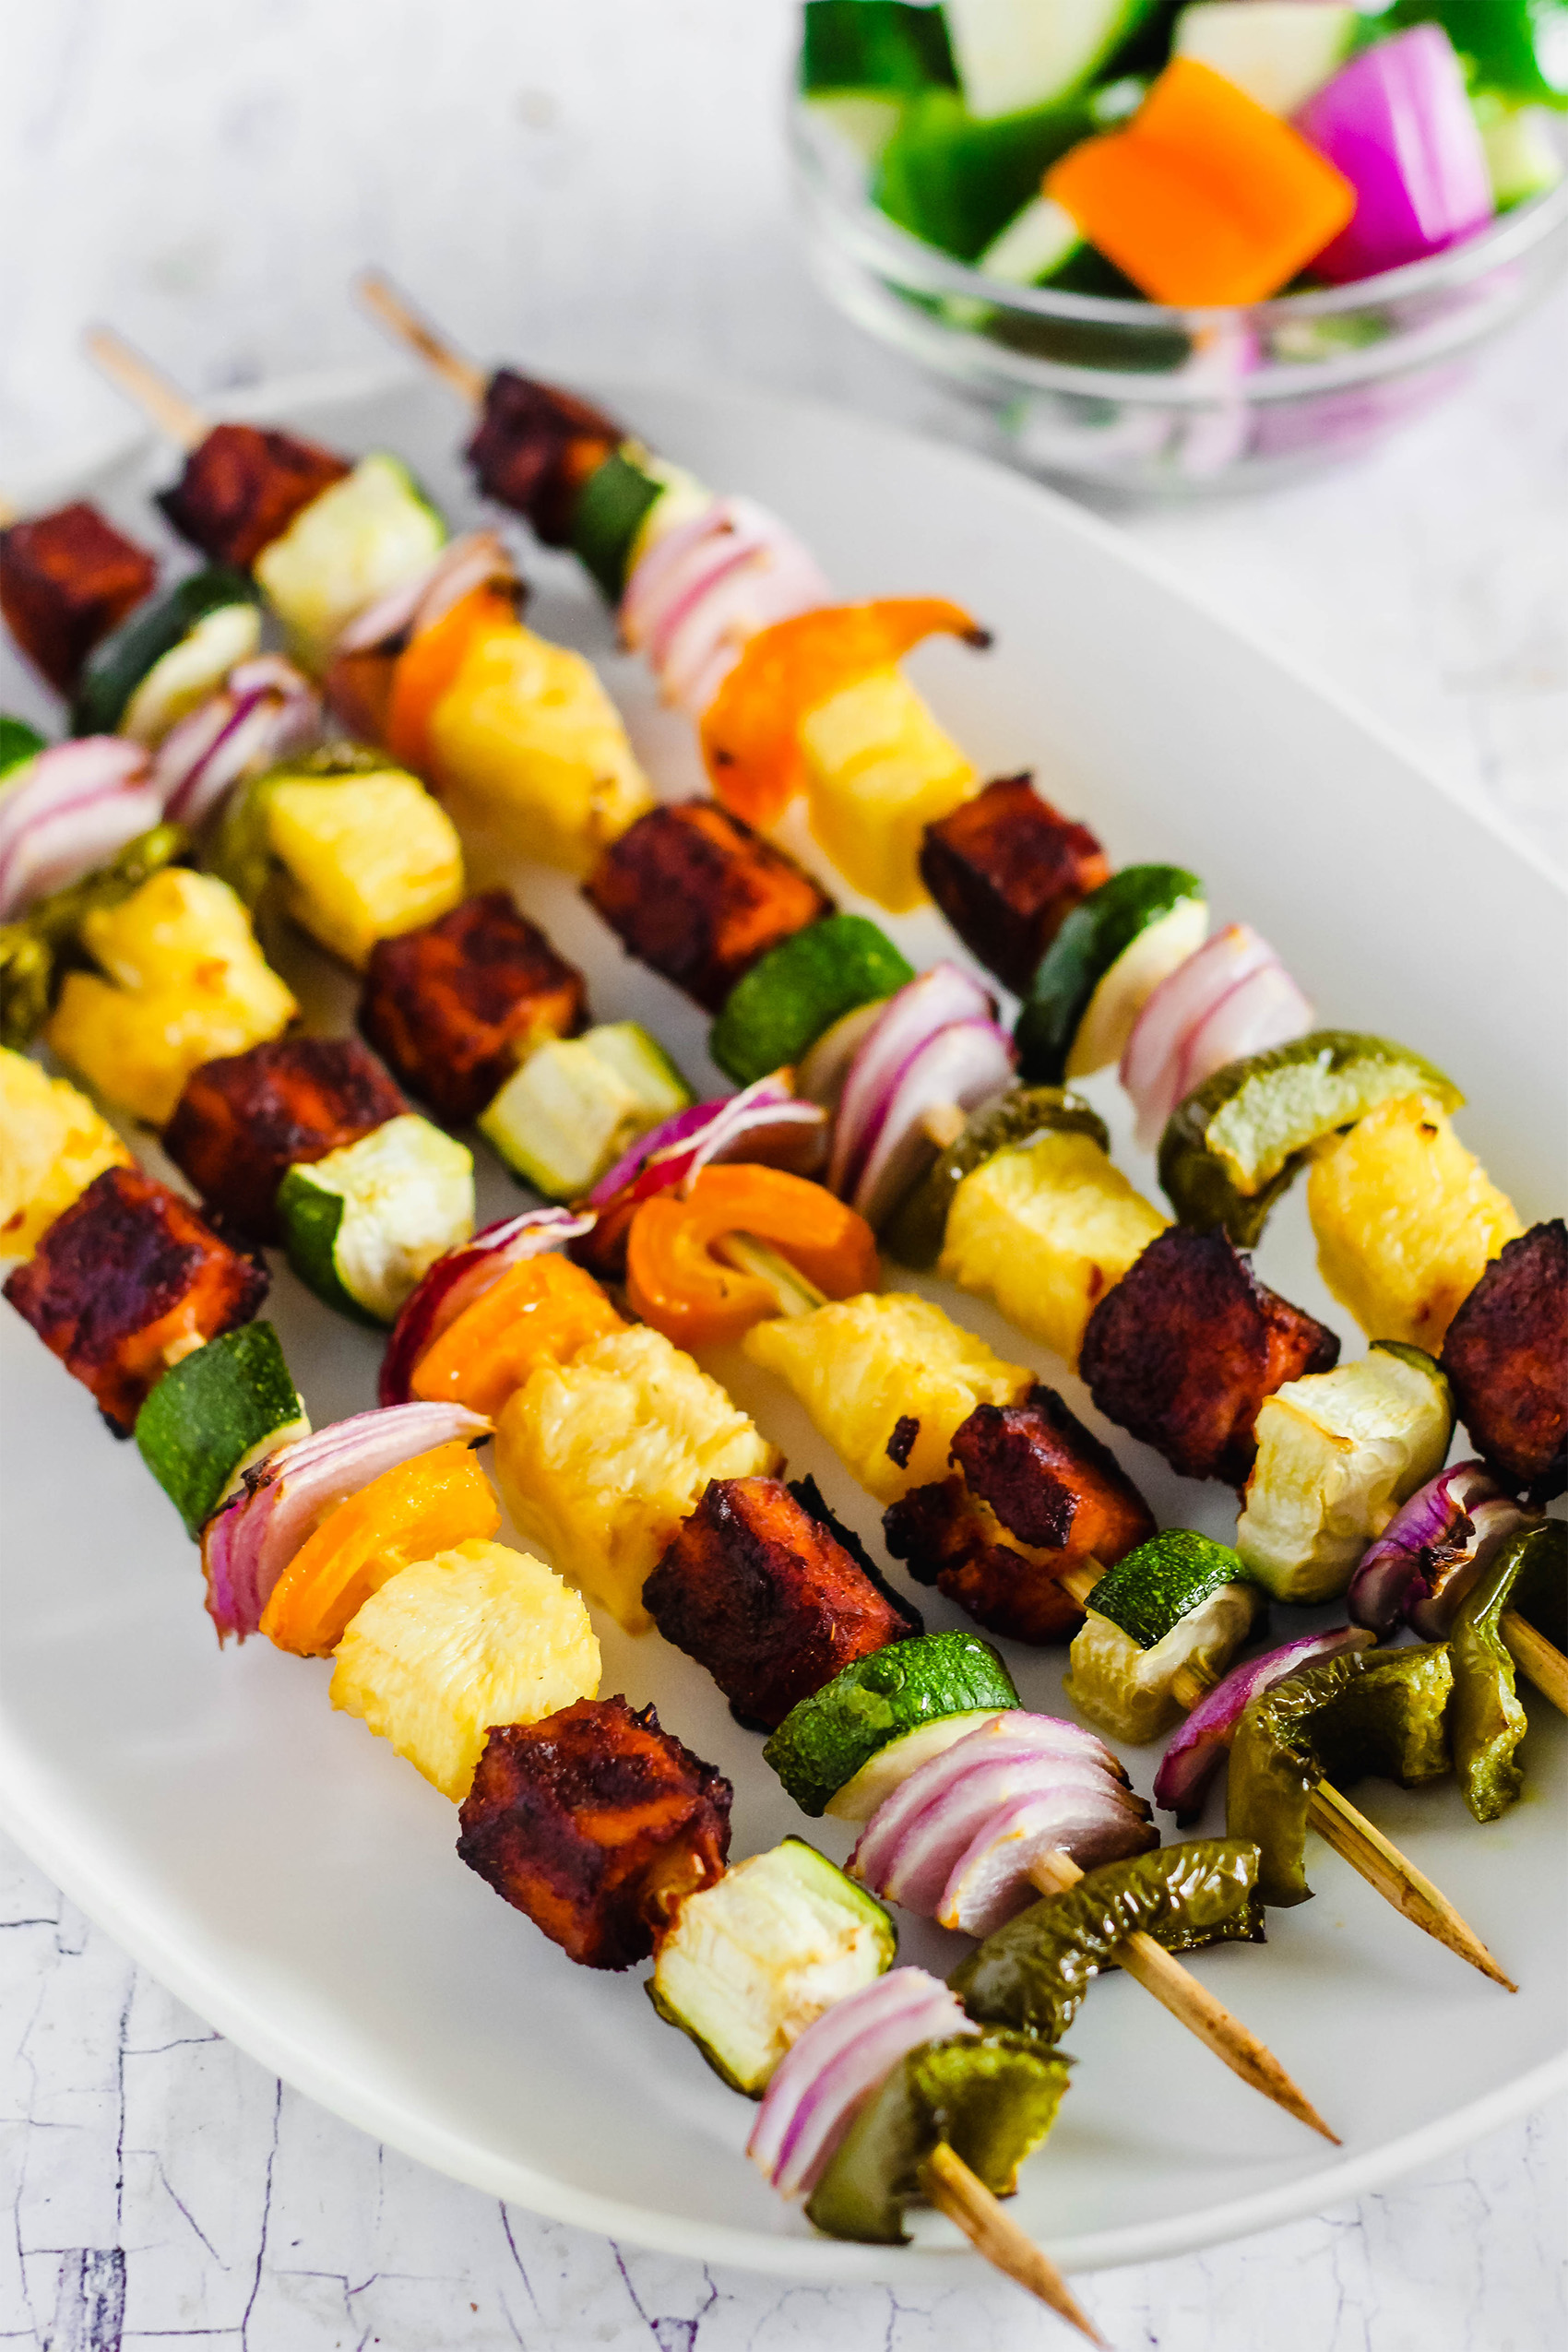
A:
700 599 989 828
386 583 517 774
409 1252 625 1418
625 1165 879 1348
1047 59 1357 307
258 1439 500 1657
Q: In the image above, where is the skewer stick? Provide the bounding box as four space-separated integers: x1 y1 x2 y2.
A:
84 327 209 450
919 2142 1109 2346
355 270 488 405
1500 1610 1568 1717
0 493 17 528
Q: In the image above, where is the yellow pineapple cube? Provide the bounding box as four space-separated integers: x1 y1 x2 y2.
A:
330 1537 600 1801
743 1290 1032 1504
255 453 445 673
0 1047 132 1257
494 1324 778 1632
1307 1095 1524 1351
940 1130 1168 1369
267 770 463 970
800 668 976 913
430 622 655 873
46 868 297 1125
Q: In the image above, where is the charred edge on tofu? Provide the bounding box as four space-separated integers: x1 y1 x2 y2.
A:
0 504 159 692
163 1037 409 1241
158 423 352 571
1441 1219 1567 1502
465 371 624 546
918 775 1110 997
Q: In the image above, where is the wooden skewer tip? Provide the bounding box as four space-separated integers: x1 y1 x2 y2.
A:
920 2142 1110 2347
82 325 208 449
1500 1609 1568 1719
1305 1782 1516 1992
353 270 487 404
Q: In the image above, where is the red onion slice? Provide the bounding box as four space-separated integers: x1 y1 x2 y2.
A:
201 1401 492 1640
378 1208 596 1406
585 1077 826 1216
621 495 832 719
1121 924 1270 1148
797 1000 888 1112
1172 958 1313 1111
937 1784 1159 1939
158 657 321 827
0 738 158 918
849 1016 1015 1231
829 966 993 1197
618 497 729 638
850 1713 1121 1894
860 1752 1144 1917
1153 1626 1376 1823
1348 1460 1536 1640
335 530 517 657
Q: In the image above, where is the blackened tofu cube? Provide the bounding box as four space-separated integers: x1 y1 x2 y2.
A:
583 800 834 1014
158 423 351 570
163 1037 408 1240
643 1476 921 1730
919 775 1110 995
360 889 588 1125
0 503 159 693
1441 1219 1566 1500
465 369 624 545
1079 1226 1339 1487
457 1696 732 1970
4 1164 268 1434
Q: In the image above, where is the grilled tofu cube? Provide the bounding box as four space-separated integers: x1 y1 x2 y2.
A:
1079 1226 1339 1487
330 1537 600 1801
644 1476 921 1730
0 502 157 692
45 868 297 1126
162 1036 407 1240
885 1384 1156 1643
743 1290 1032 1504
266 769 464 970
940 1129 1169 1370
584 800 833 1014
360 889 587 1125
1306 1095 1523 1352
495 1323 779 1632
1441 1219 1566 1499
3 1163 267 1433
457 1693 732 1969
158 422 351 570
919 775 1111 996
0 1047 132 1259
800 669 976 914
464 369 624 544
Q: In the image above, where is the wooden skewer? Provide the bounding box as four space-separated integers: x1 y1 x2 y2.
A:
0 493 18 528
1500 1609 1568 1717
84 327 209 450
355 269 488 405
919 2142 1109 2346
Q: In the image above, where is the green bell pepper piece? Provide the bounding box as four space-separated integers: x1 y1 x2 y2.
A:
0 821 189 1049
884 1084 1109 1269
874 89 1097 261
1389 1 1568 107
950 1839 1265 2048
1228 1644 1454 1907
802 2 957 95
1449 1520 1567 1823
804 2030 1071 2245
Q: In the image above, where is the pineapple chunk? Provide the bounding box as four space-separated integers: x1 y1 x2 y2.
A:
743 1290 1032 1504
1307 1095 1523 1351
255 453 445 673
330 1536 600 1801
267 771 463 970
429 621 655 873
800 668 975 914
495 1324 778 1633
0 1047 132 1257
46 869 297 1125
940 1130 1168 1369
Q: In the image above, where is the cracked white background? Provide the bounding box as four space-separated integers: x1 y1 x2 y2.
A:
1 4 1565 2347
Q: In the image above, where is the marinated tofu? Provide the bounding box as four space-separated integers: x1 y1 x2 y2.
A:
0 503 157 692
1441 1219 1567 1500
158 423 351 570
163 1036 407 1240
465 369 624 543
919 775 1110 995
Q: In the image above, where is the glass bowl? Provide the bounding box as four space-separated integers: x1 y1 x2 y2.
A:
790 100 1568 495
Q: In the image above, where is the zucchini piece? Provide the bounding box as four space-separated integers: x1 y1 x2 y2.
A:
71 568 260 742
885 1082 1109 1269
1172 4 1358 115
945 0 1164 119
255 454 445 673
763 1630 1020 1818
802 2 958 95
0 719 46 783
826 1708 1015 1822
135 1321 308 1538
1236 1342 1455 1605
570 446 664 601
1063 1531 1265 1745
1016 864 1206 1086
648 1837 896 2096
278 1112 475 1325
710 915 914 1088
480 1020 692 1200
974 193 1086 285
1158 1030 1464 1249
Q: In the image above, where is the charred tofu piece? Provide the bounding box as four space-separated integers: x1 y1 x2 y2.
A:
465 370 624 544
1079 1226 1339 1487
3 1164 267 1434
643 1476 921 1731
885 1384 1156 1644
919 775 1111 995
1441 1219 1567 1501
456 1695 732 1970
0 503 158 693
158 423 351 571
162 1037 407 1241
584 801 834 1015
360 889 588 1125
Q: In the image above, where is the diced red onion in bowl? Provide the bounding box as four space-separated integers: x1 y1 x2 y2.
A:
1348 1461 1537 1641
0 738 160 919
849 1016 1014 1230
1153 1627 1376 1823
828 965 993 1197
379 1208 596 1407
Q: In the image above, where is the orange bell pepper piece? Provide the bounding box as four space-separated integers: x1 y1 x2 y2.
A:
700 599 990 829
625 1165 879 1348
385 582 517 774
1047 59 1357 308
258 1439 500 1657
410 1252 625 1418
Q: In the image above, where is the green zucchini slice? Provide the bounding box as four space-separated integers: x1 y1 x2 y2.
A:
71 568 261 742
1016 864 1206 1086
826 1707 1015 1822
710 915 915 1089
1064 1532 1265 1746
479 1021 692 1200
884 1082 1109 1268
278 1112 475 1325
570 446 665 601
135 1322 308 1538
763 1630 1020 1818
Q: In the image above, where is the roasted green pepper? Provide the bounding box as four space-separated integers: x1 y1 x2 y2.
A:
885 1083 1110 1268
804 2031 1071 2244
949 1839 1265 2048
0 821 189 1048
1227 1645 1454 1907
1389 0 1568 106
1449 1520 1567 1824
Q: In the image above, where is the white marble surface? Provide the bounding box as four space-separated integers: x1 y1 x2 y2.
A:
1 5 1565 2346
